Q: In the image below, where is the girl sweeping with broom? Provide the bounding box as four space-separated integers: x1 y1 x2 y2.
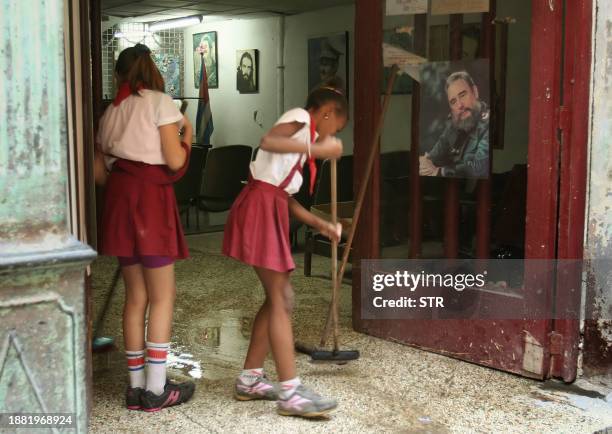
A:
223 83 348 418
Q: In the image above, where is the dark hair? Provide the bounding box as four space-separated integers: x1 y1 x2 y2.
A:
239 51 254 67
305 78 348 118
115 44 164 94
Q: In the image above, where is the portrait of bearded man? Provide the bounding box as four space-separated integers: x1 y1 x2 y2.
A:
419 70 489 179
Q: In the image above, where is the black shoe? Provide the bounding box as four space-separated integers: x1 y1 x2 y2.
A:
141 380 195 412
126 387 144 410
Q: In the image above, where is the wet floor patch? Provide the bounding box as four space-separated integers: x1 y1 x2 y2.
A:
540 379 607 399
531 380 612 426
171 309 252 381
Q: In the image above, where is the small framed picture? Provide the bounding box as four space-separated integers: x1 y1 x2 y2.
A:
193 31 218 89
308 32 349 96
236 49 259 93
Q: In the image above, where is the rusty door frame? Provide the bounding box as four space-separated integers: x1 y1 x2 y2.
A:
351 0 585 380
550 0 593 381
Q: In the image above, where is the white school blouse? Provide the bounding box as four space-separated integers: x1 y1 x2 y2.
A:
250 108 318 195
96 89 184 169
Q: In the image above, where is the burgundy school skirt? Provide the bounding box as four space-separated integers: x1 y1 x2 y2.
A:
222 179 295 273
100 167 189 260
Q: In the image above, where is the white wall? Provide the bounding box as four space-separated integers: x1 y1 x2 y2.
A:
583 0 612 377
183 17 280 147
284 5 355 153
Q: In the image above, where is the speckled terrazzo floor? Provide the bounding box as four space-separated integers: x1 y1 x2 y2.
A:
89 232 612 434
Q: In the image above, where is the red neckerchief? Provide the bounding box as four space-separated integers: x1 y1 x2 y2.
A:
113 82 144 106
308 115 317 195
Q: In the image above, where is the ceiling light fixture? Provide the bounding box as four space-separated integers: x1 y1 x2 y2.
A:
148 15 202 32
114 30 151 39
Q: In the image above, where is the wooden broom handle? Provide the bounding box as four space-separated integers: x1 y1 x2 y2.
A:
320 65 400 347
330 159 339 351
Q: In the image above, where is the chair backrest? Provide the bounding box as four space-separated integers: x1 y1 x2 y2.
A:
313 155 354 206
200 145 253 200
174 145 209 203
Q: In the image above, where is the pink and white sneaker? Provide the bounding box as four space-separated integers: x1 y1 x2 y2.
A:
277 385 338 418
234 375 278 401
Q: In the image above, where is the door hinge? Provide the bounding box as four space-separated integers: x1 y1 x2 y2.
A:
549 331 564 355
557 105 571 131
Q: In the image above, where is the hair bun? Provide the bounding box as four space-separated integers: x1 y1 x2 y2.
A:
134 43 151 54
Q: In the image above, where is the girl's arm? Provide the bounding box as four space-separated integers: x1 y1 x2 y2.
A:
93 147 108 186
288 197 341 242
159 123 186 171
259 122 308 153
260 122 343 159
160 114 192 171
181 114 193 148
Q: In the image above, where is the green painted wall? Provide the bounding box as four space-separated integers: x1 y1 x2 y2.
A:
0 1 95 431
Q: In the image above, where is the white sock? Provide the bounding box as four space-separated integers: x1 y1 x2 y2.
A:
239 368 264 386
146 342 169 395
279 377 301 400
125 350 145 389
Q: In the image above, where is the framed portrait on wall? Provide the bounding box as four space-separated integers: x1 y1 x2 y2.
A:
236 49 259 93
418 59 490 179
307 32 349 96
427 22 507 149
193 31 218 89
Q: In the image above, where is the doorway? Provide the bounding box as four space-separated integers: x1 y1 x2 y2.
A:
352 0 591 382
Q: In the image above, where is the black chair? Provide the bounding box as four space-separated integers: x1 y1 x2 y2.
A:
197 145 253 218
174 145 210 229
304 155 353 276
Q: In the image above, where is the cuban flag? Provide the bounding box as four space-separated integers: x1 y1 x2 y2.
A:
196 53 214 145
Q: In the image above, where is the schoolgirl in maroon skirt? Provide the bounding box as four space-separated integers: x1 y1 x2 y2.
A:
94 44 195 412
222 84 348 418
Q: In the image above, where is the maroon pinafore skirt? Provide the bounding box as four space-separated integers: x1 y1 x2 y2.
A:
222 156 302 273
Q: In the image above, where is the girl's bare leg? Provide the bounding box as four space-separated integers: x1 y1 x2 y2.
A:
243 298 270 369
249 267 295 381
142 263 176 342
121 264 148 351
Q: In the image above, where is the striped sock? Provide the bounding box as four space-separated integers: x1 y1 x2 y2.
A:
126 350 145 389
146 342 169 396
